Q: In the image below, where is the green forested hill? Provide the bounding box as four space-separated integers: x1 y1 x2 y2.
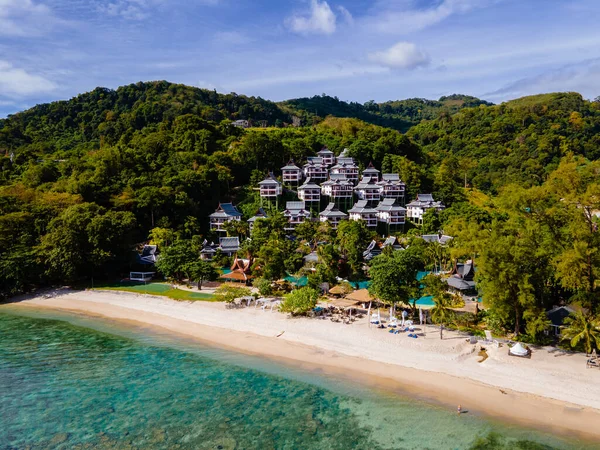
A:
279 93 492 132
1 82 599 314
408 92 600 193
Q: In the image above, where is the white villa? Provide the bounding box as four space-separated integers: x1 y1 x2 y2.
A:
303 157 329 183
362 162 380 182
406 194 445 223
321 174 353 199
319 203 348 229
258 173 282 198
209 203 242 233
247 208 268 232
317 147 335 166
377 174 406 201
298 178 321 203
375 198 406 227
355 176 381 203
283 201 312 232
281 160 303 184
331 157 359 185
218 236 241 256
348 200 378 228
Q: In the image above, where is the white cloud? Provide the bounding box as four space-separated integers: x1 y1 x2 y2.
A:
364 0 498 34
97 0 220 20
0 0 57 36
0 61 57 97
337 5 353 25
484 58 600 102
286 0 337 35
369 41 430 69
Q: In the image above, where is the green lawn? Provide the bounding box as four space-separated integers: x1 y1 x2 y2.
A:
94 281 216 301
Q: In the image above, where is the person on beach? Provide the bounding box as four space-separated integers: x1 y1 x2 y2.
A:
457 405 462 415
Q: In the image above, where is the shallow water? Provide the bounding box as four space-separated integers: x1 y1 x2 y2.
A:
0 308 595 450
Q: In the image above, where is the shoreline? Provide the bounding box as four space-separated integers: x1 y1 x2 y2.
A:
3 289 600 442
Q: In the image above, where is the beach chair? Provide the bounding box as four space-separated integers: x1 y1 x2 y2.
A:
484 330 499 348
586 358 599 369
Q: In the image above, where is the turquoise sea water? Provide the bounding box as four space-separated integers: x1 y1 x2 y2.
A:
0 308 595 450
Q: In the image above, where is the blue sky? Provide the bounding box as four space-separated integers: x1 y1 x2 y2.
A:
1 0 599 117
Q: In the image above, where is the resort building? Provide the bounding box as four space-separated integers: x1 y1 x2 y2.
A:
406 194 445 223
354 176 381 203
258 173 282 199
317 147 335 166
363 240 382 261
281 160 303 184
232 119 249 128
382 236 403 251
303 157 329 183
337 148 350 161
247 208 268 233
200 242 216 261
377 174 406 202
348 200 378 228
319 203 348 229
283 201 312 232
421 234 453 245
375 198 406 227
331 157 359 184
218 236 240 256
447 260 476 292
297 178 321 203
321 174 353 200
219 256 253 284
362 162 381 182
209 203 242 233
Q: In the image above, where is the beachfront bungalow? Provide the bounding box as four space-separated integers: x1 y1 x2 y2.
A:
406 194 445 223
303 157 329 183
317 147 335 166
447 260 476 292
377 174 406 202
321 174 353 200
247 208 268 233
331 158 359 185
218 236 241 256
283 201 312 232
209 203 242 233
297 178 321 203
546 305 578 336
355 176 382 203
362 162 381 182
348 200 378 228
363 240 382 261
281 160 303 184
319 203 348 229
258 173 282 199
421 233 453 245
375 198 406 227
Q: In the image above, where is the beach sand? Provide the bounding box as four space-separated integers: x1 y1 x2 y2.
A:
4 289 600 442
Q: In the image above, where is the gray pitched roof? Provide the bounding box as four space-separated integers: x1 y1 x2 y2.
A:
421 234 453 245
286 201 307 211
258 174 281 186
219 236 240 250
281 160 301 170
355 176 379 190
362 163 380 174
298 178 321 190
382 173 400 182
210 203 242 218
349 200 377 214
446 277 476 290
320 203 348 218
247 208 268 223
417 194 434 202
317 147 334 155
376 198 406 212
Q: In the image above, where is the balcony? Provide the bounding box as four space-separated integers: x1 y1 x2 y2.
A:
260 189 280 197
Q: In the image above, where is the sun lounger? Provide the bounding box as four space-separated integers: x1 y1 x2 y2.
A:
586 358 599 369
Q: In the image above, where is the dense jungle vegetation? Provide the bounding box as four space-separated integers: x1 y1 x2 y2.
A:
1 81 599 343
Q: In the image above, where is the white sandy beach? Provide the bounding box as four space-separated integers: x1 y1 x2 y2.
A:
4 289 600 441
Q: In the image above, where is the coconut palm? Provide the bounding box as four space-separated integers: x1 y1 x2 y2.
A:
430 292 456 340
562 311 600 356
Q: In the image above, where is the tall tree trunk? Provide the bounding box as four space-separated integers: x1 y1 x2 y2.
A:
197 278 203 290
514 303 521 336
440 324 443 340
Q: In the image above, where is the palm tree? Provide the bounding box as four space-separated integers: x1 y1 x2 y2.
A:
431 292 455 340
562 311 600 356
